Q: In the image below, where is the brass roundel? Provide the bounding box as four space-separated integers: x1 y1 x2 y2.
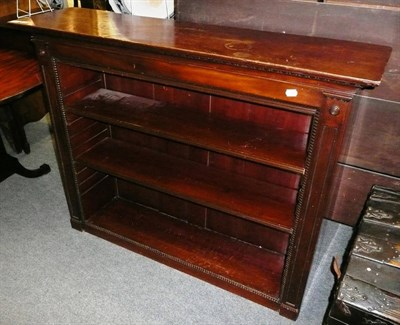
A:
329 105 341 116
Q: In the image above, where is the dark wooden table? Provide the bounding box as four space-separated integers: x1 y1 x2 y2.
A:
0 48 50 182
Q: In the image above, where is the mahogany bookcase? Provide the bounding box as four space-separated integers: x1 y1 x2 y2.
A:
9 8 391 320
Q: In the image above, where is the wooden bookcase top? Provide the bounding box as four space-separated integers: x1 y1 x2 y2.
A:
9 7 391 88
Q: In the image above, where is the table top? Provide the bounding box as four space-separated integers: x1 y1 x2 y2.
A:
0 49 41 104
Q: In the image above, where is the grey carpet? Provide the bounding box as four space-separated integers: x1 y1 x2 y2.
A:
0 116 353 325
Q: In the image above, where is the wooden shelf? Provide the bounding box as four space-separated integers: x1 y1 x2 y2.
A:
77 137 295 233
67 89 307 174
86 198 284 297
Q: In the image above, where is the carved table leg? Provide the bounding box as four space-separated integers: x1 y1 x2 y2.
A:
0 104 31 154
0 134 50 182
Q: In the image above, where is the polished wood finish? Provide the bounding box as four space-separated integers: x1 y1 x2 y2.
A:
8 8 390 320
175 0 400 226
78 138 296 231
0 49 41 104
9 9 390 87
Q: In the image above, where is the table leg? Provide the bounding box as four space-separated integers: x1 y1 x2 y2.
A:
0 135 50 182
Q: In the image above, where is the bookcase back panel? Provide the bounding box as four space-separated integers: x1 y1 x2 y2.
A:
80 174 116 219
57 62 103 99
116 179 290 255
117 179 207 227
